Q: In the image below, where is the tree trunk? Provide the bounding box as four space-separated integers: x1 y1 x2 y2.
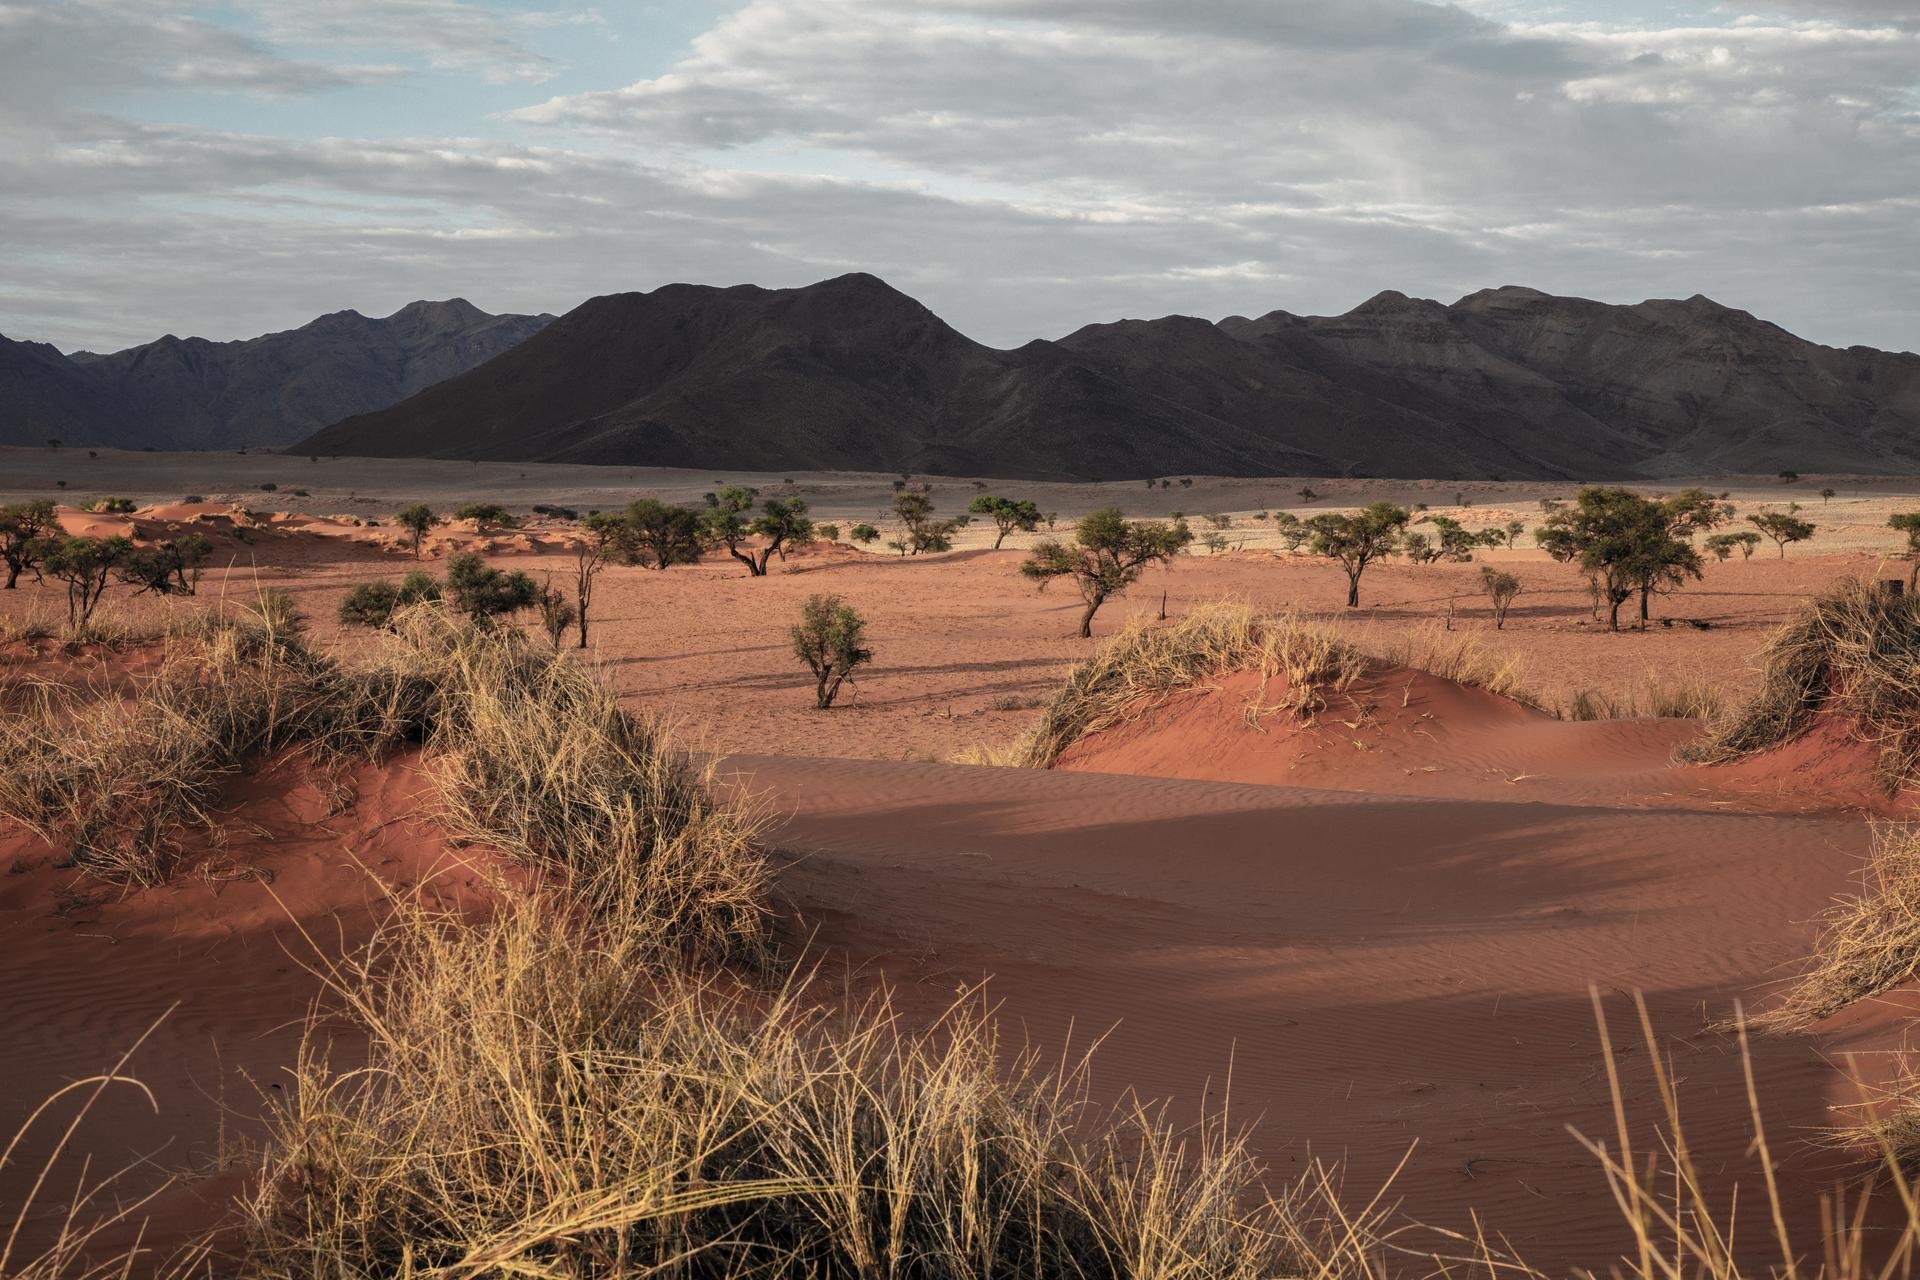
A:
1778 542 1786 559
3 564 16 589
728 545 762 576
1345 572 1361 608
992 528 1007 550
1608 596 1623 631
1079 596 1103 638
1639 585 1650 626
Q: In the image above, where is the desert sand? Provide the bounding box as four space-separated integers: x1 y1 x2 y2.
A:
7 459 1920 1271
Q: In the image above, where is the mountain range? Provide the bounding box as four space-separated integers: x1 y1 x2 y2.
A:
0 300 553 451
303 275 1920 480
7 276 1917 479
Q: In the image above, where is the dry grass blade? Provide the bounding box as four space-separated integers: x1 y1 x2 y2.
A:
1681 579 1920 793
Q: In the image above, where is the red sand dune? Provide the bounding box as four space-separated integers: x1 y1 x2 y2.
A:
727 752 1901 1271
1052 660 1913 816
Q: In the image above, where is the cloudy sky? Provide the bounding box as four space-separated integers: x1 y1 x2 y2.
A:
2 0 1915 354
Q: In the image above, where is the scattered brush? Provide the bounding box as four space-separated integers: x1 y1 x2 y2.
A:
1752 823 1920 1032
1015 602 1367 768
393 607 771 966
946 736 1033 767
1556 679 1723 722
1578 989 1920 1280
0 598 770 964
0 594 434 885
1642 678 1723 721
1562 688 1630 722
1368 623 1540 708
241 892 1372 1280
1681 578 1920 793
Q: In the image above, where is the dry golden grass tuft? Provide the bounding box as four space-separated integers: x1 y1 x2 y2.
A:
1752 824 1920 1032
1008 603 1549 769
0 596 768 961
1682 578 1920 792
1013 603 1368 768
390 606 771 966
0 593 434 885
239 891 1373 1280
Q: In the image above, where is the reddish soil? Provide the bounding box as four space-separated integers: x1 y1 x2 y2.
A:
3 494 1917 1273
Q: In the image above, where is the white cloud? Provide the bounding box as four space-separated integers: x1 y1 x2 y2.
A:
0 0 1915 355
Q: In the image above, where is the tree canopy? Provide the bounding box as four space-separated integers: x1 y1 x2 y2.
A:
1020 507 1190 637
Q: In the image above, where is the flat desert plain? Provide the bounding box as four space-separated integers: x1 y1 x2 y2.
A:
7 447 1920 1272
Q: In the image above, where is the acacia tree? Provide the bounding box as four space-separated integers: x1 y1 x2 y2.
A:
0 499 58 588
339 571 442 628
444 553 538 624
1891 513 1920 588
114 534 212 596
1480 566 1521 629
571 512 626 648
1535 487 1701 631
888 492 964 555
1020 507 1190 637
39 534 131 634
395 504 437 558
626 499 706 569
967 495 1041 549
536 582 577 651
703 488 814 575
1305 502 1409 607
1749 506 1816 558
790 594 872 709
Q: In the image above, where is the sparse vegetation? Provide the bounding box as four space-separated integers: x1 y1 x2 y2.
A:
967 494 1041 548
849 522 879 545
89 496 136 514
1536 487 1702 631
1021 507 1190 637
395 503 437 558
1751 823 1920 1030
791 593 872 709
114 534 212 597
453 501 516 528
704 487 815 575
887 491 964 555
339 571 443 628
38 534 131 634
1749 504 1817 558
0 499 58 589
1013 604 1370 768
444 552 539 623
626 498 707 569
536 583 576 650
1480 566 1520 629
1305 502 1409 607
1682 579 1920 792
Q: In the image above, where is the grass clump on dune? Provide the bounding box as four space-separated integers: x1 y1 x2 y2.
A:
1754 823 1920 1032
241 892 1362 1280
0 597 768 963
1681 578 1920 793
391 606 770 965
0 593 435 885
1015 602 1368 768
1011 602 1544 769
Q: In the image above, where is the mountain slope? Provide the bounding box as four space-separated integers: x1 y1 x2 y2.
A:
2 301 553 451
308 275 1920 480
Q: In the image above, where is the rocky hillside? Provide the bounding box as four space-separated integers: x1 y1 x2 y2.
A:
302 275 1920 480
1 300 553 451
